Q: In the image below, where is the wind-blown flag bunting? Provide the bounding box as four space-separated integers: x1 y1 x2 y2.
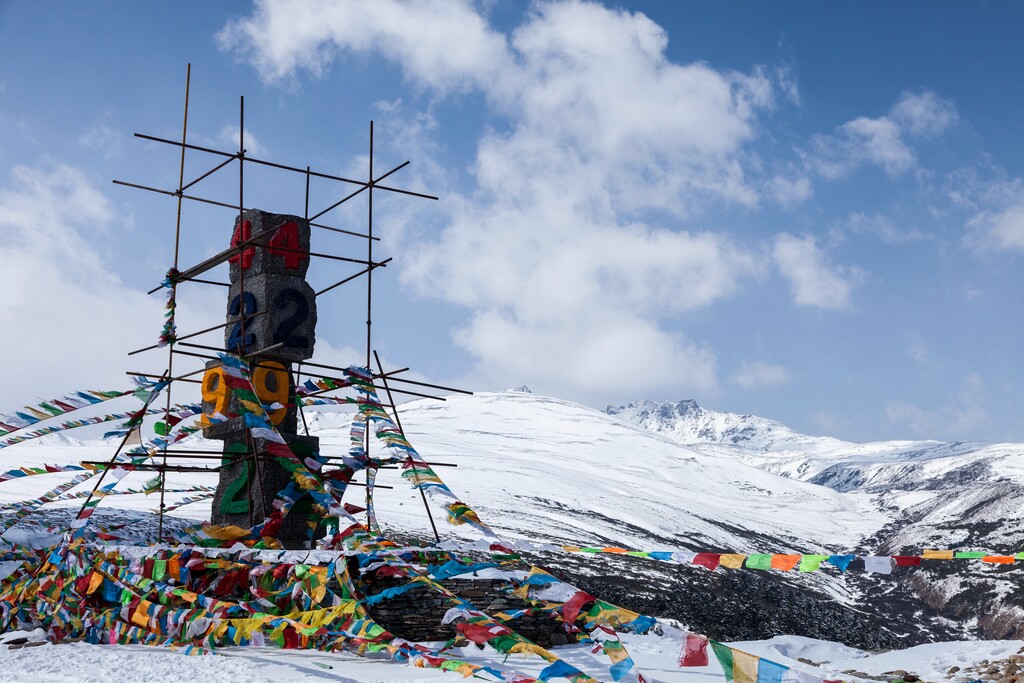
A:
0 388 133 437
157 268 178 348
556 545 1024 572
0 372 1022 683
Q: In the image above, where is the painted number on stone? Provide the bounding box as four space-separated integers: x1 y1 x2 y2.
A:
199 365 229 426
229 220 254 270
267 221 307 270
227 291 258 352
229 219 308 271
219 441 250 514
272 288 310 350
252 360 289 425
200 361 289 426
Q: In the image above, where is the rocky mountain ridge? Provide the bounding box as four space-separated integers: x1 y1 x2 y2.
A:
605 397 1024 642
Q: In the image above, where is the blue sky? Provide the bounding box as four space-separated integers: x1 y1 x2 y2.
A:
1 1 1023 442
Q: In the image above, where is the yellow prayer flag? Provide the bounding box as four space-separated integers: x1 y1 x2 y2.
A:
202 524 250 540
131 600 153 628
86 571 104 595
719 554 747 569
733 649 759 683
923 549 954 560
509 642 551 658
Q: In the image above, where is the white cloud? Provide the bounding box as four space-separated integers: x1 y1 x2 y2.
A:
78 121 123 159
891 91 959 138
217 0 512 93
809 410 848 436
808 90 957 178
772 233 863 310
0 164 222 410
845 211 924 244
221 0 800 400
906 332 930 365
729 361 791 390
967 201 1024 252
885 372 990 439
765 173 812 206
884 400 938 436
944 165 1024 254
216 125 269 158
946 166 1024 253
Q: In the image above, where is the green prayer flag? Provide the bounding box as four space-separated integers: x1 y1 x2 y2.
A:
152 559 167 582
799 554 829 572
745 554 773 570
710 641 735 680
39 402 63 416
954 551 986 559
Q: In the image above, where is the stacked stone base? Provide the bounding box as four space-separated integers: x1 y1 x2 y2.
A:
362 577 576 647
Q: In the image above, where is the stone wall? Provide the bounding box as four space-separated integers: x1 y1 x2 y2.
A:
362 577 573 647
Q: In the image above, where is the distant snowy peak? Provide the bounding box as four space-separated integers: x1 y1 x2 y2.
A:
504 385 533 393
603 398 828 452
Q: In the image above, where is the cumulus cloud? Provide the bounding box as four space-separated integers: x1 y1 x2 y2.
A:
906 332 930 365
220 0 801 399
967 200 1024 252
885 373 989 439
217 0 512 93
729 361 791 390
845 211 924 244
948 168 1024 253
215 125 269 158
808 90 957 178
0 165 163 407
78 121 123 159
890 91 959 138
772 233 864 310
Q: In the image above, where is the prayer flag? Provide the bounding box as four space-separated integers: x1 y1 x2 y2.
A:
757 659 788 683
692 553 721 571
720 554 746 569
770 554 800 571
863 556 894 574
827 555 855 571
745 554 772 570
711 641 734 679
798 555 828 572
733 650 759 683
679 633 708 666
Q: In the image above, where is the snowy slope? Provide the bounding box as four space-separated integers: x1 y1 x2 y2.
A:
606 398 1024 640
3 391 1024 646
3 630 1022 683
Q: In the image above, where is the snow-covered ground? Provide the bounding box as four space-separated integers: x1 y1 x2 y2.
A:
2 390 1022 678
1 630 1021 683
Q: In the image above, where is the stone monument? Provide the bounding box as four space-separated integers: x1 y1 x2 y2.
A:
200 209 321 546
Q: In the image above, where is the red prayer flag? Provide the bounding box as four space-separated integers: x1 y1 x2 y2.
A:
679 633 709 666
561 590 596 623
893 556 922 567
692 553 721 571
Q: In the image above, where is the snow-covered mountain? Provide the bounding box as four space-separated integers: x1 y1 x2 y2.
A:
603 399 838 452
6 391 1024 646
606 398 1024 640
